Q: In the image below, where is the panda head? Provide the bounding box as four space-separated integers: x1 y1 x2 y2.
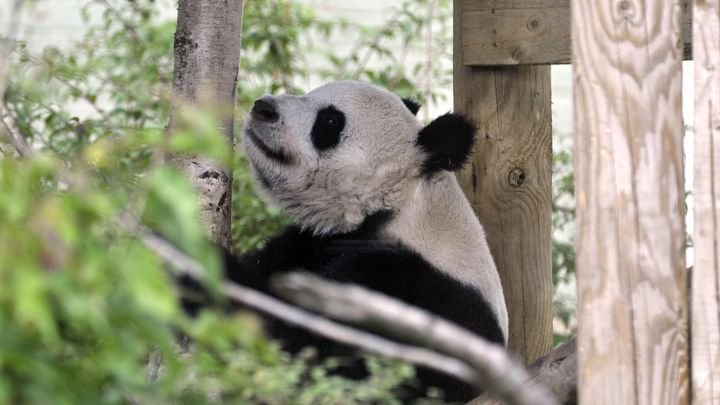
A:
243 81 476 235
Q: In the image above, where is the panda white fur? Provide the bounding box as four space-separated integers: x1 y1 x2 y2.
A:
191 81 507 401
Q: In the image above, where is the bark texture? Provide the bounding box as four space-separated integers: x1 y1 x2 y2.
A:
454 0 554 365
167 0 245 247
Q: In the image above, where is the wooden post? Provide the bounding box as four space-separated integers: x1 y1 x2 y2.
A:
572 1 688 404
454 0 553 364
691 0 720 401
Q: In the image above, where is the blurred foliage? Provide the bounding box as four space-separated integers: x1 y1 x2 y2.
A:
237 0 452 117
551 130 576 343
0 0 576 401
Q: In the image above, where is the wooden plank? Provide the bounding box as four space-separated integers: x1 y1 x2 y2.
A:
572 1 688 404
454 0 553 365
462 6 570 65
461 0 567 11
691 0 720 401
462 0 692 65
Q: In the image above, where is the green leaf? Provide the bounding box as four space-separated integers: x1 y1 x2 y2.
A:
13 266 58 340
118 241 178 320
168 106 232 166
142 166 221 283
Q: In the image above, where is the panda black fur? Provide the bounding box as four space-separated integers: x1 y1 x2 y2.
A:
188 81 508 402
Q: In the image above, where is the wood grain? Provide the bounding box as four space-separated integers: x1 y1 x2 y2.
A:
461 0 692 65
691 0 720 401
454 0 553 365
463 7 570 66
572 1 688 404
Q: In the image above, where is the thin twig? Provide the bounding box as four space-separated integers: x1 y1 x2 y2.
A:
386 39 410 90
1 117 30 157
51 74 108 119
422 0 436 122
274 273 559 405
0 0 23 105
552 204 575 215
272 0 295 93
1 100 31 157
339 9 403 80
95 0 142 46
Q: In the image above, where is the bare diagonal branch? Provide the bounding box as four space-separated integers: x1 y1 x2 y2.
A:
274 273 558 405
1 101 31 157
134 228 481 387
134 221 557 405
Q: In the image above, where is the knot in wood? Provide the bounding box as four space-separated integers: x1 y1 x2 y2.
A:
617 0 634 17
508 167 526 188
527 17 540 31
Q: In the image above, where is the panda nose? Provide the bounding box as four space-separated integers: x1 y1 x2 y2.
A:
252 99 279 123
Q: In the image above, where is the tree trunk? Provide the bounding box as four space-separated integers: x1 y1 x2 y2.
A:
167 0 245 248
454 0 554 365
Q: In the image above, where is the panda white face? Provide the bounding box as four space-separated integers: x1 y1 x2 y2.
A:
243 81 426 235
243 81 477 236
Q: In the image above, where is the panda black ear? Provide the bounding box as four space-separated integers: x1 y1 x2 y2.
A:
416 113 476 175
401 98 421 116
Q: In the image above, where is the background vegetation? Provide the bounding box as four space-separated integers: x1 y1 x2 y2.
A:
0 0 575 402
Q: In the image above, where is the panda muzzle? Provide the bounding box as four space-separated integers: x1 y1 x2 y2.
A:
252 99 279 123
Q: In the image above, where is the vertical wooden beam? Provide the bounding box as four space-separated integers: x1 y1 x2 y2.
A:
454 0 553 364
691 0 720 401
573 1 688 404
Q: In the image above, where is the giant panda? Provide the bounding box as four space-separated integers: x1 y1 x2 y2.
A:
189 81 508 402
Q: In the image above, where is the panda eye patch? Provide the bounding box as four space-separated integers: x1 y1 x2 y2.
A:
311 106 346 151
